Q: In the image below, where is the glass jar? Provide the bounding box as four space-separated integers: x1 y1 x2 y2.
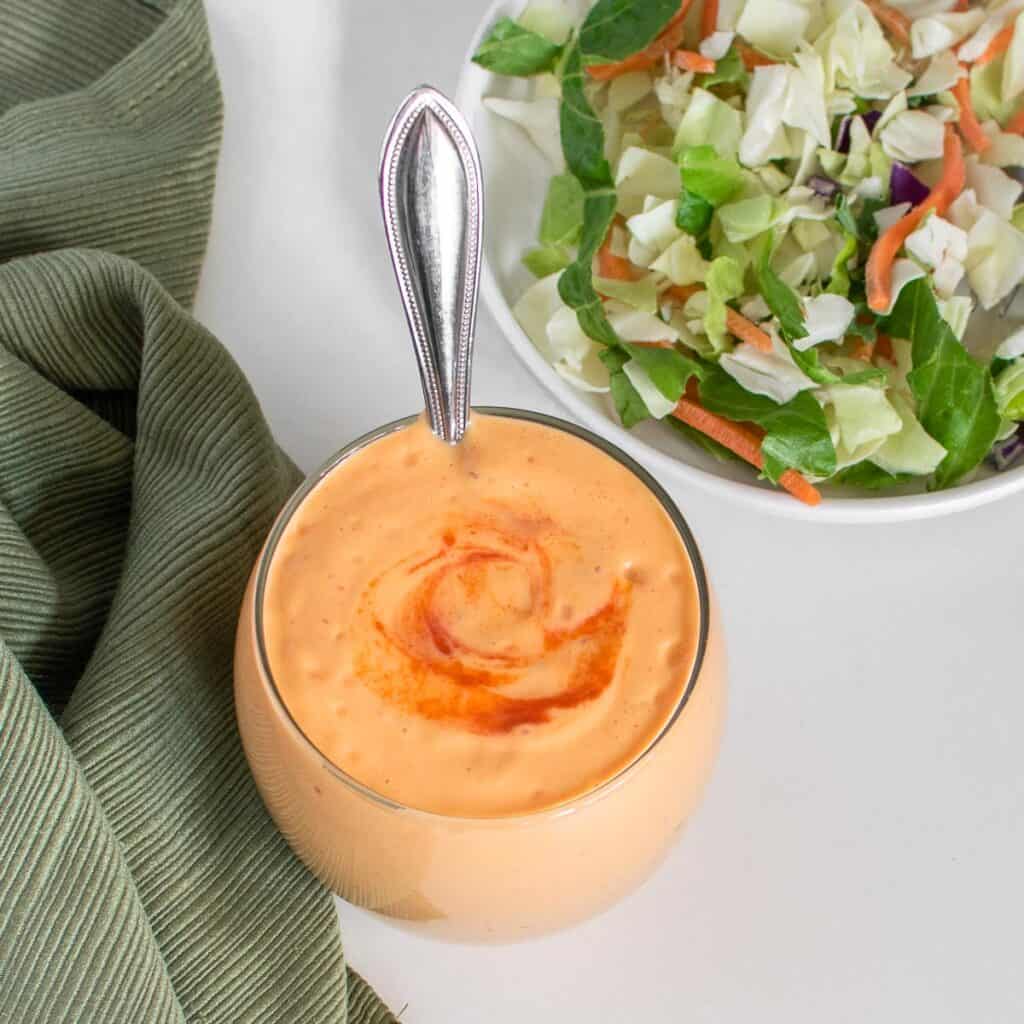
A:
234 408 726 941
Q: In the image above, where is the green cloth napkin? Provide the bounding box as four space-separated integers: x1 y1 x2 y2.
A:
0 2 395 1021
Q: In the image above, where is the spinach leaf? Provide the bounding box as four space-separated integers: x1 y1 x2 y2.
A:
556 45 620 346
578 0 680 64
788 345 886 387
753 235 808 344
884 279 1000 489
539 172 585 246
600 347 651 427
856 197 887 242
559 47 614 189
698 369 837 481
787 345 841 384
832 463 912 489
835 194 886 244
472 18 564 76
668 417 743 463
676 188 714 235
523 245 573 277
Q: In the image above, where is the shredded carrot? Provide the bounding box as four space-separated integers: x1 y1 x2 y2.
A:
850 339 875 363
954 0 969 9
587 0 694 81
778 469 824 507
597 221 644 282
1006 105 1024 135
874 335 895 363
952 72 993 152
862 0 912 46
866 126 965 313
672 389 822 505
736 41 776 69
701 0 719 39
724 309 773 353
974 22 1015 65
666 284 704 304
672 50 716 74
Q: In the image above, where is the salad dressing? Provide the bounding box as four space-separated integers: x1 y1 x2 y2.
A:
261 413 701 817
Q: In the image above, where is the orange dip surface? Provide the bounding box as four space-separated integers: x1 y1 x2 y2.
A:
262 413 701 817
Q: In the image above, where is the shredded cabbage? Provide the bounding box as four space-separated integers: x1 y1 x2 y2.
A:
870 392 948 475
720 326 817 403
910 10 986 59
735 0 813 58
675 88 744 160
793 294 857 350
962 209 1024 309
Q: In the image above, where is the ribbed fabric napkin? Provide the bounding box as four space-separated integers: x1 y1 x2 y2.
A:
0 1 394 1021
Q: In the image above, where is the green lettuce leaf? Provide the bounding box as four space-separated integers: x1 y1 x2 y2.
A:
472 18 564 76
624 342 704 402
523 245 573 277
754 235 808 344
826 231 858 297
600 347 651 427
593 274 660 312
679 145 745 207
994 358 1024 421
539 172 585 246
884 279 1000 488
704 256 744 352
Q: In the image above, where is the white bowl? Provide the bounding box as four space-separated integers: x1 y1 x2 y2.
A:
455 0 1024 523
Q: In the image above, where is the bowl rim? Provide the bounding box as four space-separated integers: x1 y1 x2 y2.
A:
454 0 1024 524
251 406 712 824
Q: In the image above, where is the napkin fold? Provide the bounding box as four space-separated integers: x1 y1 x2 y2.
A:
0 2 393 1021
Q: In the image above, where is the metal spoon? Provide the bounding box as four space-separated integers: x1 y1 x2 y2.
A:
379 86 484 445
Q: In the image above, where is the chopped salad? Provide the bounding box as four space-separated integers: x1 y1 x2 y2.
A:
473 0 1024 504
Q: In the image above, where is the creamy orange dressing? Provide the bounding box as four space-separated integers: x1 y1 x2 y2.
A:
262 413 701 818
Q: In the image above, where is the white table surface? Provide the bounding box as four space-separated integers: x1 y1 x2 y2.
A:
197 3 1023 1021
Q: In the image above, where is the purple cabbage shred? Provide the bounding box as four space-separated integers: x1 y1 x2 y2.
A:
991 425 1024 471
808 174 841 199
890 163 931 207
835 110 883 154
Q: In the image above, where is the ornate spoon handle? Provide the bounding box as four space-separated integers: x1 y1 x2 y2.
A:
378 86 484 445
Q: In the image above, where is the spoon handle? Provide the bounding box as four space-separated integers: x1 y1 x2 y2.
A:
379 86 483 445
